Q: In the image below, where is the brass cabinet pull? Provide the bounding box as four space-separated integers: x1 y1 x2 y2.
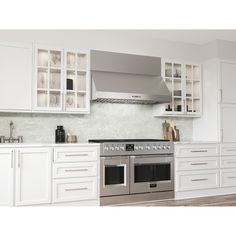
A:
65 169 88 172
65 187 88 191
191 162 208 166
191 178 208 182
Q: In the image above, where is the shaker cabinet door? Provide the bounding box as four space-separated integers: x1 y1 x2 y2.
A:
0 42 32 111
15 148 52 206
0 149 14 206
221 105 236 143
221 62 236 103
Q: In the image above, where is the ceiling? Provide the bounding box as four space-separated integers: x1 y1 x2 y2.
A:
131 30 236 45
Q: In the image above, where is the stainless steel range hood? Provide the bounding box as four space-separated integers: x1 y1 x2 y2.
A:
90 50 171 104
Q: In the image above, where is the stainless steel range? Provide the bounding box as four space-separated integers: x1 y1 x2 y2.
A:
89 139 174 205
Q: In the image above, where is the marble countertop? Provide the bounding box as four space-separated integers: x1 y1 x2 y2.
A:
0 142 100 148
174 141 220 145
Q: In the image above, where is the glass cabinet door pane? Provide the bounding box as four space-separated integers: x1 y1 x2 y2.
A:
77 94 86 108
38 49 48 67
77 72 86 90
37 69 48 89
49 91 61 108
66 92 76 108
37 91 48 107
173 63 182 78
66 71 76 91
67 52 76 68
77 54 86 70
50 50 61 67
50 69 61 90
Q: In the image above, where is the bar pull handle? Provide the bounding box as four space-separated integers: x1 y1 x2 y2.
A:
227 176 236 179
191 178 208 182
11 150 14 169
65 154 89 157
65 169 88 172
65 187 88 191
18 151 21 168
190 150 208 153
191 162 208 166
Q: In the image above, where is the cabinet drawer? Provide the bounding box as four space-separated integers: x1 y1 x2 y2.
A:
53 162 97 179
54 147 98 163
176 170 219 191
175 145 219 158
176 157 219 171
221 144 236 156
52 177 98 203
221 169 236 187
221 156 236 168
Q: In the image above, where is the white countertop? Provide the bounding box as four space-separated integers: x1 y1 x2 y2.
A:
0 142 100 148
174 141 220 145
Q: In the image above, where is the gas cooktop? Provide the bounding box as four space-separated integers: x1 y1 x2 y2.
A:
89 139 169 143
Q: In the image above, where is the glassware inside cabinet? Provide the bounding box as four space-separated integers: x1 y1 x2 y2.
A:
49 91 61 108
50 69 61 90
77 72 86 91
37 68 48 89
77 53 87 70
77 93 86 108
38 49 48 67
66 70 76 91
66 92 76 108
173 98 182 112
50 50 61 67
67 52 76 68
173 63 182 78
37 91 48 107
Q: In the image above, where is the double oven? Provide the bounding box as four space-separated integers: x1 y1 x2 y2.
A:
90 139 174 205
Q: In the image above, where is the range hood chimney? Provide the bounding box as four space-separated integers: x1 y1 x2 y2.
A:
90 50 171 104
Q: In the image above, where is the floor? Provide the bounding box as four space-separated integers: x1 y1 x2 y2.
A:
122 194 236 206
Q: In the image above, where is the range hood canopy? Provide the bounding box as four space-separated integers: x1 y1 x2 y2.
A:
90 50 171 104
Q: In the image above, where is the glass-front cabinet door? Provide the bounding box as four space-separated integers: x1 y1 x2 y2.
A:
34 46 89 113
35 46 63 111
64 50 89 112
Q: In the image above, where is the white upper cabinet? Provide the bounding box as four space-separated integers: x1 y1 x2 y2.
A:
0 42 32 111
153 60 202 117
0 149 14 206
33 45 90 114
221 62 236 103
15 148 52 206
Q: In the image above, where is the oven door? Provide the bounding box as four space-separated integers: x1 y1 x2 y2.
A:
100 156 130 197
130 155 174 194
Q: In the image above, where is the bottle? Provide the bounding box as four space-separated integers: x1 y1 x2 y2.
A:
55 126 65 143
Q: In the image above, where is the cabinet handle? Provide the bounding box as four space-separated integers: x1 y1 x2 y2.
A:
226 161 236 164
191 178 208 182
11 150 14 169
65 154 89 157
190 150 208 153
225 149 236 152
227 176 236 179
18 151 21 168
191 162 208 166
65 169 88 172
65 187 88 191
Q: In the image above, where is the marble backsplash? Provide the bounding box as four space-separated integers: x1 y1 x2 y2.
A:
0 103 193 143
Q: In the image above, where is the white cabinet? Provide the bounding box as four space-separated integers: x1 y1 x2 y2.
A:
0 149 14 206
0 42 32 111
153 60 202 117
34 45 90 114
221 62 236 103
15 148 52 206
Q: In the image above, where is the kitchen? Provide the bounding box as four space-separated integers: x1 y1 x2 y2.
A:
1 30 236 208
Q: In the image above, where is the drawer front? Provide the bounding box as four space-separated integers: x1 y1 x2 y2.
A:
176 157 219 171
221 169 236 187
52 177 98 203
176 170 219 191
221 156 236 168
53 162 97 179
175 145 219 158
54 147 98 163
221 144 236 156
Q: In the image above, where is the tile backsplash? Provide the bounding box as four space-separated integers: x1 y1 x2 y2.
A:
0 103 193 143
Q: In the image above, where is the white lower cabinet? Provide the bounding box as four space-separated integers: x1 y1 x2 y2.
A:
15 148 52 206
0 149 14 206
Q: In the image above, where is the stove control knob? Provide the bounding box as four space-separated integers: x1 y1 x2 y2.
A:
120 146 125 151
110 146 115 151
158 146 162 150
115 146 120 151
139 146 144 150
166 146 171 150
163 146 167 150
104 146 109 151
146 146 151 150
153 146 157 150
134 146 139 151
